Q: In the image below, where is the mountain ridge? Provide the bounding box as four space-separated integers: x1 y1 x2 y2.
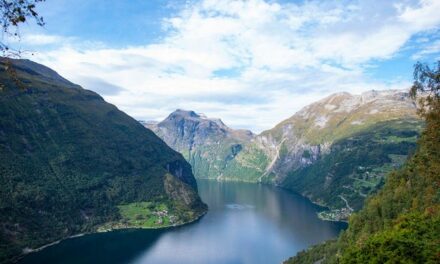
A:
145 89 422 218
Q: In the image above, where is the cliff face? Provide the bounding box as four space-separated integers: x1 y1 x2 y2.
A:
247 90 420 182
146 109 254 180
147 90 422 214
0 58 206 263
165 159 198 191
242 90 422 213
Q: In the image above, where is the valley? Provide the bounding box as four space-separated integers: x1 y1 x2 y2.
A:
0 58 435 264
18 180 347 264
145 90 423 221
1 1 439 263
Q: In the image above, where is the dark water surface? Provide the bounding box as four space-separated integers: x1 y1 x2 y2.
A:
20 180 346 264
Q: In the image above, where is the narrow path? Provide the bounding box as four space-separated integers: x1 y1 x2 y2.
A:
338 195 354 211
259 138 286 182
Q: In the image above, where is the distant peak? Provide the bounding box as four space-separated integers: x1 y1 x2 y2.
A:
162 109 231 129
171 109 200 118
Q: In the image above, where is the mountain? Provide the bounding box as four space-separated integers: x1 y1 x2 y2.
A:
148 90 422 219
146 109 255 181
0 58 207 263
252 90 420 180
285 92 439 264
268 91 423 216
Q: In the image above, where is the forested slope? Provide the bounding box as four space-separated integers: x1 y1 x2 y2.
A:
286 62 440 264
0 58 207 263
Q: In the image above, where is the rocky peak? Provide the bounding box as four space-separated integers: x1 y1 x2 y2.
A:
280 89 417 135
252 89 420 182
161 110 228 137
145 110 254 153
158 109 229 134
167 109 201 120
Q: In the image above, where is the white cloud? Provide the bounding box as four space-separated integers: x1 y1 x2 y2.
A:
412 39 440 59
21 34 68 45
398 0 440 31
25 0 440 133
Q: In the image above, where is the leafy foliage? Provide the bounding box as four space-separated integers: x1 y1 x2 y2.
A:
0 0 45 55
342 213 439 264
410 61 440 99
411 61 440 118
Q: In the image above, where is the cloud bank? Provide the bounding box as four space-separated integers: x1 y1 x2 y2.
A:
26 0 440 132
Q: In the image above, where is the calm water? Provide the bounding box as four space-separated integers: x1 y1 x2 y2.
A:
21 180 346 264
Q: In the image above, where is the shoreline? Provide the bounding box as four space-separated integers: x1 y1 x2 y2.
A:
199 178 351 223
17 210 207 261
317 213 349 223
96 209 207 233
16 180 346 261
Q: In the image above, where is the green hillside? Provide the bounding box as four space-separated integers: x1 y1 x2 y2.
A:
146 110 258 181
285 64 440 264
282 119 422 219
0 59 207 263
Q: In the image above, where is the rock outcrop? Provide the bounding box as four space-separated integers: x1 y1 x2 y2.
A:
146 90 422 213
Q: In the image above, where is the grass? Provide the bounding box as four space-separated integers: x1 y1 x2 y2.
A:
117 202 173 228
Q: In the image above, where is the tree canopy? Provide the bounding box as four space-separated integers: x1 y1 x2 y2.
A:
0 0 45 56
410 61 440 117
411 61 440 98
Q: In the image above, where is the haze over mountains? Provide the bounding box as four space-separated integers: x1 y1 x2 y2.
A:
146 89 423 217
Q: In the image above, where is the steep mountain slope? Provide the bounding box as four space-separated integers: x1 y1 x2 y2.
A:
149 91 422 217
0 58 206 263
146 110 255 180
285 92 439 264
246 90 421 183
270 91 422 216
282 119 421 218
248 91 422 218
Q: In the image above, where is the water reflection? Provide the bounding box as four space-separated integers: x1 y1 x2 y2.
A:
21 180 346 264
131 181 346 264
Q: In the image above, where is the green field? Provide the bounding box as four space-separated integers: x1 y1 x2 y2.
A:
97 201 182 230
117 202 173 228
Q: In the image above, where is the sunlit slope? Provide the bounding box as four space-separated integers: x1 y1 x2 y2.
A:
147 90 422 214
286 93 439 264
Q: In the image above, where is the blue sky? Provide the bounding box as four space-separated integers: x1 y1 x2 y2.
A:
8 0 440 132
31 0 181 47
